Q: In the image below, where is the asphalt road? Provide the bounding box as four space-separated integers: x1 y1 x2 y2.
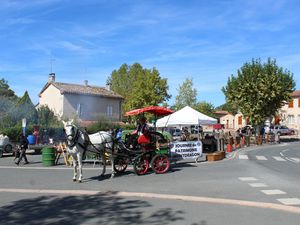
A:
1 141 300 225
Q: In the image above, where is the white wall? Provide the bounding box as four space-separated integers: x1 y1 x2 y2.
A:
63 93 122 121
39 84 63 117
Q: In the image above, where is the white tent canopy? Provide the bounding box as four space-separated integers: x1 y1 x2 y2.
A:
156 106 217 127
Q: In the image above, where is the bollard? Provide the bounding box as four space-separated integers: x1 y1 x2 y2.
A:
227 144 232 152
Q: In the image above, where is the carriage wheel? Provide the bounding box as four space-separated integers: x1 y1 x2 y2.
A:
133 156 149 175
151 154 170 174
113 157 128 173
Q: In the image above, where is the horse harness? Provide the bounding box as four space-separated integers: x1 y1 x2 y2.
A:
65 125 116 157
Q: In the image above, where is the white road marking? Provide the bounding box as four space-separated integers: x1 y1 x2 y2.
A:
277 198 300 206
256 156 267 160
0 166 114 171
261 190 286 195
280 149 289 157
248 183 268 188
239 155 249 160
238 177 258 181
273 156 286 161
289 157 300 163
1 188 300 215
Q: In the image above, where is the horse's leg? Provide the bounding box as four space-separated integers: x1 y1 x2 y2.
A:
100 150 106 177
71 154 77 182
110 154 115 179
77 152 83 183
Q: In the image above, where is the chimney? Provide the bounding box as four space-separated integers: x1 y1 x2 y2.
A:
106 81 112 91
48 73 55 83
84 80 88 86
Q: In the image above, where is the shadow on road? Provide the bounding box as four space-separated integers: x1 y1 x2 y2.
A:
0 191 195 225
280 136 300 143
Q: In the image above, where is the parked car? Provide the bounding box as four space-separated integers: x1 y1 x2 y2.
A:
270 125 295 135
0 135 13 158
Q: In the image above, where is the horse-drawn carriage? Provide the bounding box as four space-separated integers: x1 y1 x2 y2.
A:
113 130 171 175
63 106 174 182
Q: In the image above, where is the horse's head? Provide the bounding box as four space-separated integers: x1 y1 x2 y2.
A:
62 120 77 142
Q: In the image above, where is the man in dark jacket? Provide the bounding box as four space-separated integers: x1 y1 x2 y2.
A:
15 134 29 165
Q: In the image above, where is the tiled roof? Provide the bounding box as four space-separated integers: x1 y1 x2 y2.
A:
39 82 124 99
291 90 300 97
214 110 229 115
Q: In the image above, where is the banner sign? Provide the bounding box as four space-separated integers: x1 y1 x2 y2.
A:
170 141 202 161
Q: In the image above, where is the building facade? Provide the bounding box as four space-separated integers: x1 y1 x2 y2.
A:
38 73 124 122
217 111 247 130
279 90 300 131
217 90 300 132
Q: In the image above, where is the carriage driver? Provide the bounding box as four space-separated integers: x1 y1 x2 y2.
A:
132 116 150 144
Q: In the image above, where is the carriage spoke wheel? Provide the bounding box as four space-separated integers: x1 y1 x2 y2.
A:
151 155 170 174
133 156 149 175
113 157 128 173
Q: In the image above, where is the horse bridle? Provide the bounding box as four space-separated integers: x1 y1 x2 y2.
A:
65 125 80 148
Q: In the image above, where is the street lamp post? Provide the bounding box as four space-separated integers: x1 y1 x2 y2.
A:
22 118 27 137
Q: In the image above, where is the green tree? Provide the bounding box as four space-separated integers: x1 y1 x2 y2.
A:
37 105 61 127
0 78 17 99
12 91 37 125
215 102 238 115
222 58 295 126
194 101 215 118
108 63 171 113
174 78 197 110
0 79 18 128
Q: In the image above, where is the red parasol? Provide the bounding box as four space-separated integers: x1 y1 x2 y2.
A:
125 106 174 117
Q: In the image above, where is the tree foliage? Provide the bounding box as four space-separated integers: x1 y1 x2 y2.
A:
0 79 18 127
0 78 17 99
222 58 295 126
37 105 61 127
174 78 197 110
108 63 171 113
15 91 37 125
0 89 37 132
194 101 215 118
215 102 238 115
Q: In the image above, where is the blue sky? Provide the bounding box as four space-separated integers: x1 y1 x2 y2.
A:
1 0 300 107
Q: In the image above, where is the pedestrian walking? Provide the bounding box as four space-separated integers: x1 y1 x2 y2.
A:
219 128 225 151
245 127 251 147
275 131 281 144
235 129 241 148
214 129 221 151
15 134 29 165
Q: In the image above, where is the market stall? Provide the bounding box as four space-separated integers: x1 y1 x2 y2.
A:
156 106 217 161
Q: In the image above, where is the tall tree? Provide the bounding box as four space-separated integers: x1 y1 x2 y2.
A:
222 58 295 126
37 105 60 127
215 102 238 115
0 78 19 128
0 78 17 99
194 101 215 118
13 91 37 125
108 63 171 113
174 78 197 110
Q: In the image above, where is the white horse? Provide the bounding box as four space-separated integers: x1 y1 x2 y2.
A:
63 120 116 182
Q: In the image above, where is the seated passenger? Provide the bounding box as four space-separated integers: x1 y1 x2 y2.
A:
132 117 150 144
